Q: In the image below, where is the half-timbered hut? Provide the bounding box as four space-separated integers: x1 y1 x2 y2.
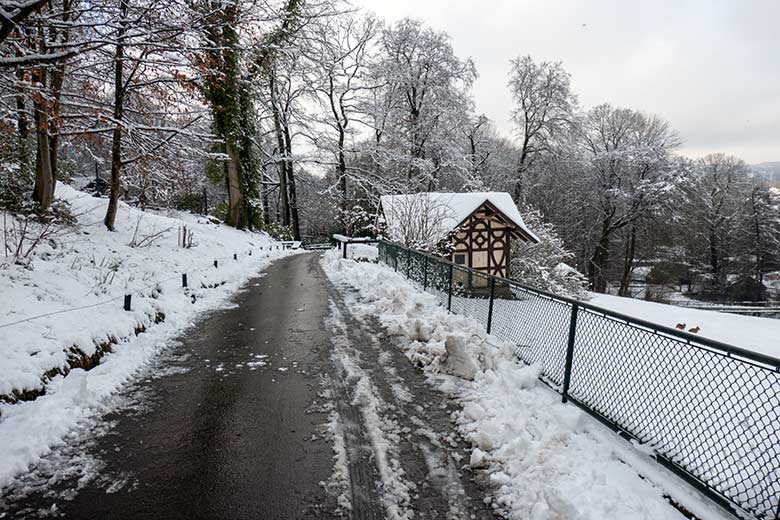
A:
378 192 539 281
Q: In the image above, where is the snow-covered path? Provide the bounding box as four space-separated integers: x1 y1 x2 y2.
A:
325 283 494 519
1 253 495 519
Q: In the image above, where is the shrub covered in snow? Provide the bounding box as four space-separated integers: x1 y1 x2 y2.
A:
510 207 589 298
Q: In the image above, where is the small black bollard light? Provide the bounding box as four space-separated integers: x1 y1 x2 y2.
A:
182 273 188 288
123 294 132 311
214 260 218 268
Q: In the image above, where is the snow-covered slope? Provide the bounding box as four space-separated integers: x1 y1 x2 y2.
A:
0 183 287 399
589 293 780 359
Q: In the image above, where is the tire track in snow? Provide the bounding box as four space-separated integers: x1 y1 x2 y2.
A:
325 284 495 520
327 301 413 519
324 303 384 519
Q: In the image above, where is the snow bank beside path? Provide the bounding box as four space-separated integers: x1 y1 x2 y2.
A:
590 293 780 359
0 184 294 490
0 183 286 398
321 251 734 520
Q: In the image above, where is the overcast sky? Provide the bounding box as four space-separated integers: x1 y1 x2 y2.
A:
351 0 779 164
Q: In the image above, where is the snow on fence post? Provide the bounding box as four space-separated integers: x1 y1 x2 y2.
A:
447 263 453 311
486 277 496 334
123 294 132 311
561 303 580 403
182 273 187 288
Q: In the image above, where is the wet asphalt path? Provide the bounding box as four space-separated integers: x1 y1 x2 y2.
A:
2 253 339 519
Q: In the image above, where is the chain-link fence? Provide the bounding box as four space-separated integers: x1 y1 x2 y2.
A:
377 240 780 520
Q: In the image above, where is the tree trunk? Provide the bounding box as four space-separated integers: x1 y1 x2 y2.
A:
32 112 53 209
15 68 30 174
708 227 721 294
104 0 127 230
48 0 70 196
618 225 637 297
48 61 66 194
587 218 612 293
513 133 531 201
269 75 289 226
261 165 270 225
224 141 243 227
337 128 348 232
31 81 53 210
30 29 53 211
283 125 299 240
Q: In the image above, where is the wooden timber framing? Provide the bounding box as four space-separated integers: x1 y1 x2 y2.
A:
445 200 535 281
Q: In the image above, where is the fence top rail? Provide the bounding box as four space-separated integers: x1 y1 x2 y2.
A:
378 239 780 370
332 234 380 244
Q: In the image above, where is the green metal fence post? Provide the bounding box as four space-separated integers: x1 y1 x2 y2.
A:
447 264 453 311
561 303 580 403
486 277 496 334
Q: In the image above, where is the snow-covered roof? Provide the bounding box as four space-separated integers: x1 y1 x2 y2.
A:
379 192 539 244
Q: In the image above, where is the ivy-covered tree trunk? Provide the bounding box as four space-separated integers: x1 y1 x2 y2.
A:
200 2 249 229
224 141 243 227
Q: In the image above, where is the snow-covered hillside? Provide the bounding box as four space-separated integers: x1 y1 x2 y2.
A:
589 293 780 359
0 184 293 488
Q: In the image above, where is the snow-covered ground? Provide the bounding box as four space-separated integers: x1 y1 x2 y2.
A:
0 183 293 490
321 250 736 520
589 293 780 359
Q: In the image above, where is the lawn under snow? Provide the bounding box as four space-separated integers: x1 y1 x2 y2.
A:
321 249 734 520
0 183 293 489
589 293 780 359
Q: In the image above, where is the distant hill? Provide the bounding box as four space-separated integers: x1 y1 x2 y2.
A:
750 162 780 183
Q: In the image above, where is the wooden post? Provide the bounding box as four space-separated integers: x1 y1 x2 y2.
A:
214 260 218 268
233 253 237 260
123 294 132 311
182 273 187 287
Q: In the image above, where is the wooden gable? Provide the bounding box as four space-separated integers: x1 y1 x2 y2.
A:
446 200 525 279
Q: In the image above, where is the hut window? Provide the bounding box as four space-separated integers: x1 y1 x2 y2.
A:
454 253 466 265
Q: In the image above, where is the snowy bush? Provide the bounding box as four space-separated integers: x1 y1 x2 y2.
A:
510 208 589 299
337 205 376 237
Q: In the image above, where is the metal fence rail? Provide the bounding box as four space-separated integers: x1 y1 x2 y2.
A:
377 240 780 520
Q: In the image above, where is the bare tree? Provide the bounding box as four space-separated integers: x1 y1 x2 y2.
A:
508 55 576 201
302 13 377 226
573 105 682 293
